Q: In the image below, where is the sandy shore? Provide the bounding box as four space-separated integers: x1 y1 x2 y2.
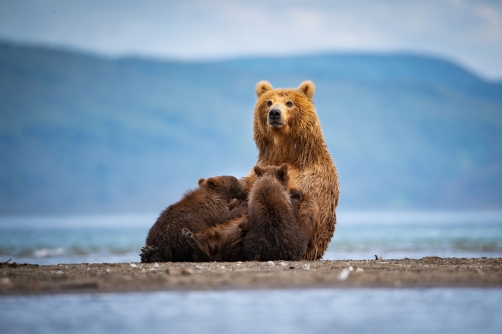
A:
1 257 501 295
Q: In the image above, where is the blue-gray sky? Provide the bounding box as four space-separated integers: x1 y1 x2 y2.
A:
1 0 501 79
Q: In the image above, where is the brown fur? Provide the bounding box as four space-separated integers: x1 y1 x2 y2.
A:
247 80 340 260
181 214 247 262
242 164 307 261
140 176 247 262
182 169 305 262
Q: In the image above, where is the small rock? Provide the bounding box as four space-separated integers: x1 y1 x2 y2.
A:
349 266 354 271
280 262 288 267
356 267 364 273
165 268 176 275
338 268 350 280
303 264 310 270
289 266 295 270
267 261 275 266
130 263 138 268
181 268 193 276
154 263 160 268
221 266 226 269
55 271 64 275
106 268 110 273
0 277 12 286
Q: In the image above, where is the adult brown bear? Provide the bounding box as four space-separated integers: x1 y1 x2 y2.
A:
247 80 339 260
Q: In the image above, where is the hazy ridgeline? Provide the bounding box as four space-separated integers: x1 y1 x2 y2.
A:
1 41 501 215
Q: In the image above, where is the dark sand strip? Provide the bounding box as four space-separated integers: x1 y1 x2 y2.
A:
1 257 501 295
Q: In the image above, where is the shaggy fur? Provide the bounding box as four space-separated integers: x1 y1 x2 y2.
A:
247 80 340 260
181 214 248 262
181 166 305 262
140 176 247 262
242 164 307 261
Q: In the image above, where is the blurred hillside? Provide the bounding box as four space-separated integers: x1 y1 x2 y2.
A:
1 41 501 215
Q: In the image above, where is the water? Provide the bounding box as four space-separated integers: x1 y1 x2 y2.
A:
0 211 501 264
1 289 501 334
1 211 501 333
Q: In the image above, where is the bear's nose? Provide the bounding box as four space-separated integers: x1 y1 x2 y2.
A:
268 108 281 121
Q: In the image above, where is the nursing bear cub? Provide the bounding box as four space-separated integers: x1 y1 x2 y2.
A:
182 164 308 261
140 176 247 263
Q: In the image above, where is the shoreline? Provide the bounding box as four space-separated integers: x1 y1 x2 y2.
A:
1 257 501 296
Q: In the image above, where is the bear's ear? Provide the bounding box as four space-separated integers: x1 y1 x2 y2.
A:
277 164 289 183
256 81 273 97
253 165 265 177
205 178 218 188
198 178 205 186
298 80 315 99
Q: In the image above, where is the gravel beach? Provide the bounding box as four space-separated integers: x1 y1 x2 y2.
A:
1 257 501 295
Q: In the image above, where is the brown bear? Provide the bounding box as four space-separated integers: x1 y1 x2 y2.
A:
248 80 340 260
181 165 305 262
140 175 247 263
242 164 307 261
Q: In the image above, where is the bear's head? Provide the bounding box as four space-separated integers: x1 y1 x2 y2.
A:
198 176 247 200
253 81 325 165
253 164 290 189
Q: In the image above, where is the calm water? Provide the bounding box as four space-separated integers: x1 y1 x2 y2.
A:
1 211 501 334
1 289 501 334
0 211 501 264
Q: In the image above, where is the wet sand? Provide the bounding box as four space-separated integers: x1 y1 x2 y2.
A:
1 257 501 295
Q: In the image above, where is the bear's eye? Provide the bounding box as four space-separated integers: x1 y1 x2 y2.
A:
267 100 272 107
286 101 293 107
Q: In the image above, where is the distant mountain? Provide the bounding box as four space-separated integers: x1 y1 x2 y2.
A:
1 41 501 215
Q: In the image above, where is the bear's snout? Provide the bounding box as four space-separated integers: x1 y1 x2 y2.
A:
268 108 281 121
267 106 286 128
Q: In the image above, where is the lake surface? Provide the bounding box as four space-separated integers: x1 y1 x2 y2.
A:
1 289 502 334
1 211 501 334
0 211 501 264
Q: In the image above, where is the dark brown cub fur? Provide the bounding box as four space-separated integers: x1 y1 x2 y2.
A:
181 214 248 262
242 164 307 261
140 176 246 262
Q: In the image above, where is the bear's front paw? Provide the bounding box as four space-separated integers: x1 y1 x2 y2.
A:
140 245 161 263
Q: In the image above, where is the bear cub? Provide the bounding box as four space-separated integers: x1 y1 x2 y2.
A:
140 175 247 263
242 164 307 261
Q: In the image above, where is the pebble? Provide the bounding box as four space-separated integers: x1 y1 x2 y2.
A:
165 268 176 275
181 268 193 276
303 264 310 270
267 261 275 266
356 267 364 273
338 268 350 280
280 262 288 267
154 263 160 268
0 277 12 286
130 263 138 268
